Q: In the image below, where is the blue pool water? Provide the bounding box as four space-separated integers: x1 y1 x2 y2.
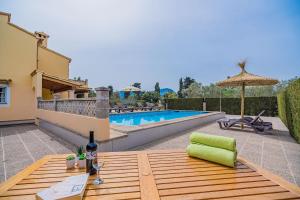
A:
109 110 208 126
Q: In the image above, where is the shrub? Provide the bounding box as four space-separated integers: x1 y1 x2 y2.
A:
278 78 300 143
166 98 203 110
165 97 277 116
277 91 287 125
141 92 160 103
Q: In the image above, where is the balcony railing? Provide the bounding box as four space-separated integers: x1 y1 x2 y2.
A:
38 99 96 117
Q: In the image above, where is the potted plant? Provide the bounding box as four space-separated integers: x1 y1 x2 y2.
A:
77 153 86 169
76 145 84 162
66 155 75 169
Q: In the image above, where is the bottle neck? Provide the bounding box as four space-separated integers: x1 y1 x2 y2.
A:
89 132 94 143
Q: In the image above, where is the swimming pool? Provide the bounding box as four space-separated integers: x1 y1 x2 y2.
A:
109 110 208 126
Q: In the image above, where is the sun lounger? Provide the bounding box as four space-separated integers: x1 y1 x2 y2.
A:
117 103 134 112
217 110 273 133
136 102 148 111
146 102 161 111
109 105 121 113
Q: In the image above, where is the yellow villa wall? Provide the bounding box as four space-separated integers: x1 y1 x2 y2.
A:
36 109 110 141
0 12 90 130
0 15 37 121
38 47 70 79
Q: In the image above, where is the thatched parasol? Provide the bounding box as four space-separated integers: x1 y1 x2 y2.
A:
216 61 278 128
122 86 141 92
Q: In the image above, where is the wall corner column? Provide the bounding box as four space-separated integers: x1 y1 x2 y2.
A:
95 87 110 119
35 71 43 99
94 87 110 141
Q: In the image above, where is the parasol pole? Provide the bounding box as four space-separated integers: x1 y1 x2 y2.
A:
241 82 245 129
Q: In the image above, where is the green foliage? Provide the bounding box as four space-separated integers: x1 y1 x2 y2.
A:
277 78 300 143
166 98 203 110
177 77 196 98
79 153 86 160
141 91 160 103
275 77 299 93
73 76 82 81
202 84 222 98
165 97 278 116
163 92 177 99
88 90 96 98
108 85 113 97
66 155 75 160
109 92 121 106
277 91 287 125
183 77 195 89
183 82 203 98
205 98 220 111
76 145 84 156
155 82 160 93
121 94 138 106
177 79 278 99
178 78 183 98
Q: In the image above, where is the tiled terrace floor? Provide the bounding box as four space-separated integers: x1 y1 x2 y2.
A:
0 116 299 187
134 116 300 186
0 124 74 182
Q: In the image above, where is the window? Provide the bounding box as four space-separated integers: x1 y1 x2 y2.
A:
0 87 6 104
0 84 9 106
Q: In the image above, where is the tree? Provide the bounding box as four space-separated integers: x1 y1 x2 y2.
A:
182 82 203 98
202 84 221 98
132 82 141 89
110 92 121 105
154 82 160 94
121 94 138 106
141 91 160 103
73 76 82 81
183 77 195 89
107 85 113 97
88 89 96 98
178 78 183 98
163 92 177 99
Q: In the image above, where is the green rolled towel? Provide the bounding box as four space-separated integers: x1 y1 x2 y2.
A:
186 144 237 167
190 132 236 152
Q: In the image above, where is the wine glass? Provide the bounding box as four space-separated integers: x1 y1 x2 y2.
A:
92 162 104 185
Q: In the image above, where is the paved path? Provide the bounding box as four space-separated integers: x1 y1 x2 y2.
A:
133 116 300 186
0 124 74 183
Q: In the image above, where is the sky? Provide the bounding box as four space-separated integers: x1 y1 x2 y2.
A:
1 0 300 91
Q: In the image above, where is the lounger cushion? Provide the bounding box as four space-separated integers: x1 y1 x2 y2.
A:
190 132 236 152
187 144 236 167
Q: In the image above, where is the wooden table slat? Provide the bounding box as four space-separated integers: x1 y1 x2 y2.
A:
160 186 288 200
137 153 160 200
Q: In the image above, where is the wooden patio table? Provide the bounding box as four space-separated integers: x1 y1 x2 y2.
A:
0 149 300 200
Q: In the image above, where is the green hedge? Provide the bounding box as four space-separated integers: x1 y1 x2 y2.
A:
278 79 300 143
165 97 278 116
166 98 203 111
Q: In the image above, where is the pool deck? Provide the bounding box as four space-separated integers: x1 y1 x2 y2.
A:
0 115 299 187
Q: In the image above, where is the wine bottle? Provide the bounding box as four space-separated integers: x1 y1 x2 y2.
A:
86 131 97 175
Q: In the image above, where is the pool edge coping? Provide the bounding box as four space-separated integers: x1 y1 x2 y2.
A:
110 111 224 134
